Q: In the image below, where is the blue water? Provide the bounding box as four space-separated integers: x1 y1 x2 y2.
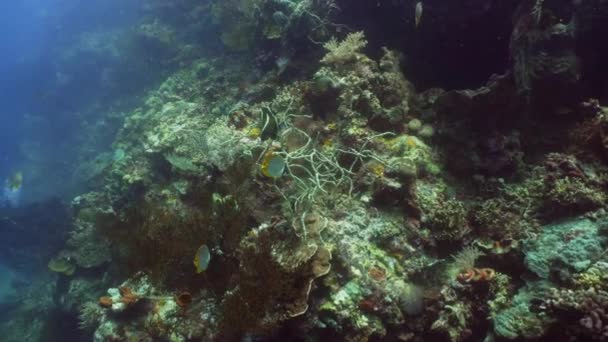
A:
0 263 17 303
0 1 145 339
0 0 142 202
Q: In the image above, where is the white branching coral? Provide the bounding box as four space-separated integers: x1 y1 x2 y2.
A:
321 31 368 65
256 87 389 221
452 246 483 272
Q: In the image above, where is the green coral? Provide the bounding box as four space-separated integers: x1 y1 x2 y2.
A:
416 181 469 241
574 261 608 290
488 273 514 316
385 135 441 177
473 197 536 240
431 301 473 342
491 281 553 339
523 216 608 279
426 198 468 240
545 176 605 211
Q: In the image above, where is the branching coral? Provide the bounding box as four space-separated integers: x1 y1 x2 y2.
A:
419 193 470 242
173 118 260 172
255 87 390 222
270 128 391 217
473 198 528 240
321 31 367 65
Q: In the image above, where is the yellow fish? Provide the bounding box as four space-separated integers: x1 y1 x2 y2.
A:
415 2 423 28
193 244 211 273
260 150 285 178
7 172 22 191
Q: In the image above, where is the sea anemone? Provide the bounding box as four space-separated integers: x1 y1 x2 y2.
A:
79 302 103 330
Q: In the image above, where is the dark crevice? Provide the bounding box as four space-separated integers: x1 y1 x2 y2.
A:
577 4 608 101
334 0 520 90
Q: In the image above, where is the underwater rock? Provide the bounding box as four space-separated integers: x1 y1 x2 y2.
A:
434 72 522 129
476 131 523 177
510 1 582 111
66 222 112 269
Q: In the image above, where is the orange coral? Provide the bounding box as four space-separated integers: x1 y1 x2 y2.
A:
119 286 140 306
478 268 495 281
99 296 113 308
457 267 496 284
456 269 476 283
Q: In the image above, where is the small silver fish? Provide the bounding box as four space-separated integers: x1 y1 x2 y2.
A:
415 2 423 28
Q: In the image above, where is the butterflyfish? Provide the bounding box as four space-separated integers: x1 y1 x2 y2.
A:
261 151 286 178
193 244 211 273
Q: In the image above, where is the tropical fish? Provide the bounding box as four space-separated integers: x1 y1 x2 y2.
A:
1 172 22 208
415 2 423 28
193 244 211 273
261 150 286 178
7 172 22 191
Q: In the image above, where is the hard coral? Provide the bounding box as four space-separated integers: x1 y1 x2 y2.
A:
421 194 470 242
48 255 76 276
544 287 608 341
219 216 331 337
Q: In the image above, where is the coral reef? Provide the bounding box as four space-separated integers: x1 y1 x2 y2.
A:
524 216 608 280
6 1 608 341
